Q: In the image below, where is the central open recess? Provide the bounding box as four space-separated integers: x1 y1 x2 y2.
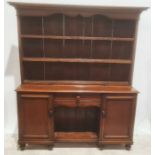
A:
54 107 100 141
54 107 100 132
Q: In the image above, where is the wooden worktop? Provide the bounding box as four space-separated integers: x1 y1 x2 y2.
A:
16 84 138 93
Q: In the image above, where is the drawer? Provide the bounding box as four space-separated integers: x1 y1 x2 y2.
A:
54 94 101 107
54 94 76 107
78 94 101 107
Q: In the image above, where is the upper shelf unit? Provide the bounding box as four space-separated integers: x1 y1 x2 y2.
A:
9 2 148 85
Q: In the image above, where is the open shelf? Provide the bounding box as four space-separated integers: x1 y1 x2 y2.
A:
23 61 130 82
44 14 63 35
55 132 98 142
22 57 132 64
19 15 136 37
113 20 136 38
20 16 43 35
22 38 44 57
21 34 134 41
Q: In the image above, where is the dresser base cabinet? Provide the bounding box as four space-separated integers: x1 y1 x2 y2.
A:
17 90 137 150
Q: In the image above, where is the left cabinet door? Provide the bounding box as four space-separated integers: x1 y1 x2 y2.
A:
18 94 54 141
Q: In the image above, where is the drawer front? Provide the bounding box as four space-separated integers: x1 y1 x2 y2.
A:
54 94 76 107
54 94 101 107
78 94 101 107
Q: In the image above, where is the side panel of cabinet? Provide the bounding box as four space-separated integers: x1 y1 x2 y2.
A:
99 94 137 144
18 93 54 142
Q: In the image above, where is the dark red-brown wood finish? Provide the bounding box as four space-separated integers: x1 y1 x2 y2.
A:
9 2 147 150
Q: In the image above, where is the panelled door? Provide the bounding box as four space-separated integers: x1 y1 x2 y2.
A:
18 94 54 141
99 94 136 143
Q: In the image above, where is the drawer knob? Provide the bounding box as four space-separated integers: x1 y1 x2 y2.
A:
76 96 80 107
48 110 54 117
102 110 106 117
76 96 80 100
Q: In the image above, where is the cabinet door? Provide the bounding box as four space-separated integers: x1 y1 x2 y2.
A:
18 94 53 140
100 95 136 141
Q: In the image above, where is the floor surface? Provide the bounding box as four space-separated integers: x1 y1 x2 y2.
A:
4 134 150 155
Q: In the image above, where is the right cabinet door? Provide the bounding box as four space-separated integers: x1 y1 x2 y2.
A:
101 95 137 142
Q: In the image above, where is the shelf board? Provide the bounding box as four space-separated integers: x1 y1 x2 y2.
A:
21 34 134 41
22 57 132 64
23 80 129 86
55 132 98 142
